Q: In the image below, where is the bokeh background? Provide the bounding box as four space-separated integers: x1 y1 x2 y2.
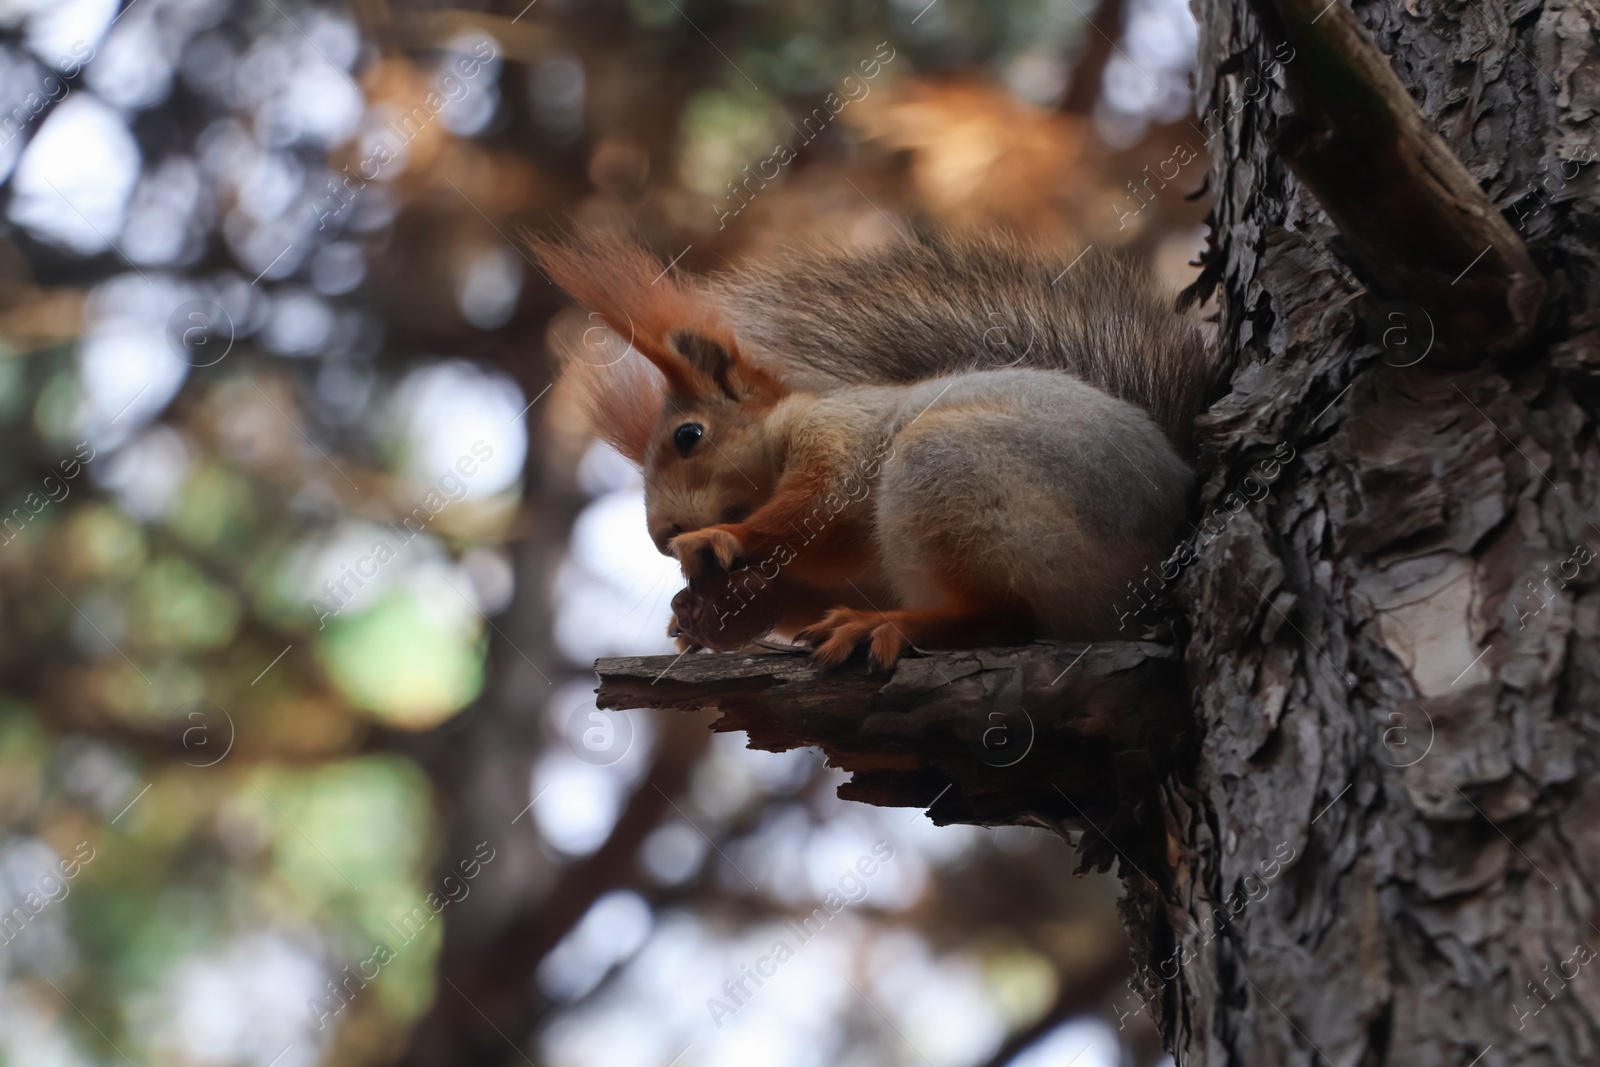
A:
0 0 1210 1064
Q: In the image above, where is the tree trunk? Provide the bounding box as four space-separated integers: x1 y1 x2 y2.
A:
1159 0 1600 1061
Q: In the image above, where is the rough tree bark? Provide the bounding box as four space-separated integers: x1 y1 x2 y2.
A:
596 0 1600 1061
1161 0 1600 1060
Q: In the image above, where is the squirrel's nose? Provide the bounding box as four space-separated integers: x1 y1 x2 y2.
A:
652 523 684 556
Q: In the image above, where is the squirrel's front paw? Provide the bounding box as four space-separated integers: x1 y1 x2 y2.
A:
669 526 745 578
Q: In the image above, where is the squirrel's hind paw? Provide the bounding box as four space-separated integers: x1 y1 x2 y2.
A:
796 608 908 669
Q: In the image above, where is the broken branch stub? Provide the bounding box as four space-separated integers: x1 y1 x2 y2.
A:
594 642 1195 879
1248 0 1545 359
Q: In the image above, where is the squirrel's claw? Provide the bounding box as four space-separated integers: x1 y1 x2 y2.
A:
796 607 908 669
669 526 744 578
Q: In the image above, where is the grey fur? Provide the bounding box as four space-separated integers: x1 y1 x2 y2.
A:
711 231 1216 453
777 368 1193 640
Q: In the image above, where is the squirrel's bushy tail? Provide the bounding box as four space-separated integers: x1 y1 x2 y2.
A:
711 232 1216 452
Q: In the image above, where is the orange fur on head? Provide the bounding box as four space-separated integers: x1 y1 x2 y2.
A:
534 231 786 405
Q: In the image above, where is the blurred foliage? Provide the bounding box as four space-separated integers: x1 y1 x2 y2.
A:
0 0 1204 1064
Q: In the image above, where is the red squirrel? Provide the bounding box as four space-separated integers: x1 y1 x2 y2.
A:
538 231 1214 666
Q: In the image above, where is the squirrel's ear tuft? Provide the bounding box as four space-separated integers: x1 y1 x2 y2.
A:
533 231 784 404
557 348 661 466
534 232 713 397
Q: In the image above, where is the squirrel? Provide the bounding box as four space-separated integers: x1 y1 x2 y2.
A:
537 230 1215 667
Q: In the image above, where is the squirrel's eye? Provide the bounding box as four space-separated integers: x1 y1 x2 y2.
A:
673 422 704 457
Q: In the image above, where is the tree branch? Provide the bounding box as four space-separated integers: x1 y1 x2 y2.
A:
596 642 1195 880
1061 0 1128 114
1246 0 1545 358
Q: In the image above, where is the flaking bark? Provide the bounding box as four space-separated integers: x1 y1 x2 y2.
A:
1159 0 1600 1060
